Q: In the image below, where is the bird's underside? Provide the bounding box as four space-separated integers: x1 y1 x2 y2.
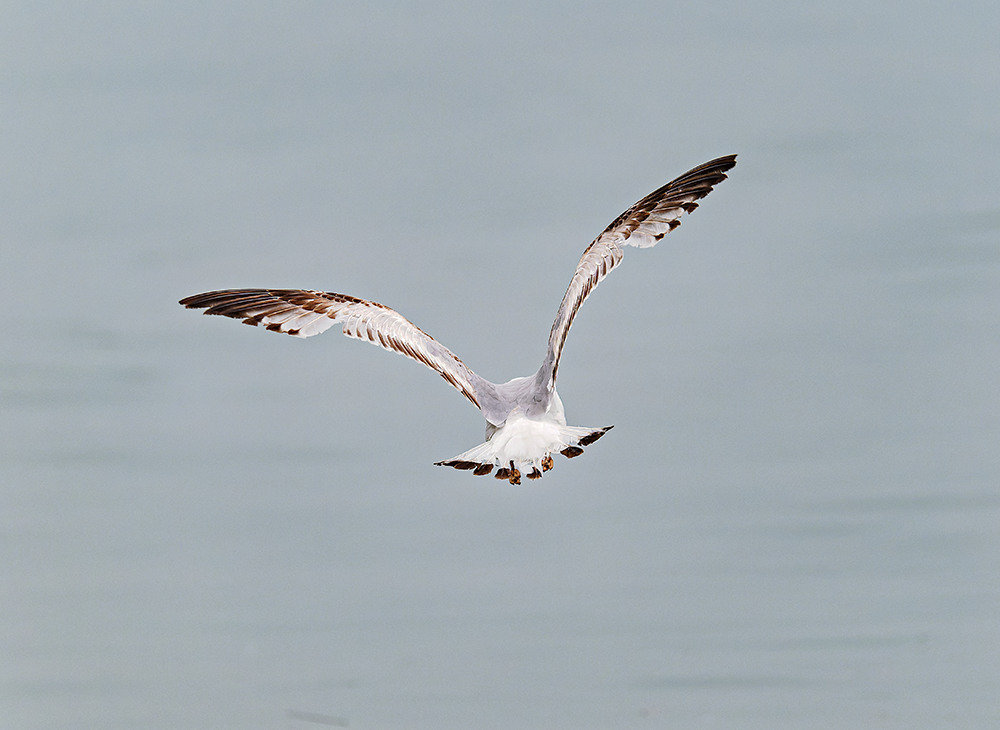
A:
180 154 736 482
434 417 614 484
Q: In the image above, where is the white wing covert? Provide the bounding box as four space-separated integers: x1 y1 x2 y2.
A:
179 288 484 408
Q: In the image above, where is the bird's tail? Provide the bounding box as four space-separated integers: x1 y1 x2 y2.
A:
435 424 612 484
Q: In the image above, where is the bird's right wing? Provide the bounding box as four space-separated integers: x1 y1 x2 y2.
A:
542 154 736 387
179 288 486 409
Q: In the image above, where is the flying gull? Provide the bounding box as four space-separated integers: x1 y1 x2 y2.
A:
180 154 736 484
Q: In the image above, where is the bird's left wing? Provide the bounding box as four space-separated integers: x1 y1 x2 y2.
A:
179 288 484 408
541 154 736 388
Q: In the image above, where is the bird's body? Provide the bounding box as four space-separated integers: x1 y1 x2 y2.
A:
180 155 736 483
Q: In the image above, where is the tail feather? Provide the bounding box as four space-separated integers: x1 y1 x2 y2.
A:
435 424 613 481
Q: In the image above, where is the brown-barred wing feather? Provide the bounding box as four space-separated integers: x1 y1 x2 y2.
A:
179 288 483 408
542 155 736 387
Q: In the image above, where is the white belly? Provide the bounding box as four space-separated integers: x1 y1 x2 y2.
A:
488 411 567 466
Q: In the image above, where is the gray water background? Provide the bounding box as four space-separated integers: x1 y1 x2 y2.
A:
2 1 999 728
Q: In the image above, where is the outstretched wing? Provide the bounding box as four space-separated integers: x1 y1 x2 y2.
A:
542 154 736 387
179 288 484 409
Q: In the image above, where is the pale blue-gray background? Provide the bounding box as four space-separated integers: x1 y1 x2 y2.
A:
2 1 998 728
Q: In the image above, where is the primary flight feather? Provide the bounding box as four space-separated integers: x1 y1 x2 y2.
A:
180 154 737 483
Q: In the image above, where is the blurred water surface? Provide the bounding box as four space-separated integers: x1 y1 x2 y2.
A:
2 1 999 728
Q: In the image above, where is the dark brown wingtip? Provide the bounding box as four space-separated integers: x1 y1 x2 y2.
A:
711 153 738 169
673 156 737 198
179 289 253 310
561 446 584 459
541 455 554 472
578 426 613 447
179 294 209 309
526 468 542 480
434 460 482 471
688 154 737 180
473 463 494 476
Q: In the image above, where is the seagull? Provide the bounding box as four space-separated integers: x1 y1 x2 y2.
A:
180 154 736 484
